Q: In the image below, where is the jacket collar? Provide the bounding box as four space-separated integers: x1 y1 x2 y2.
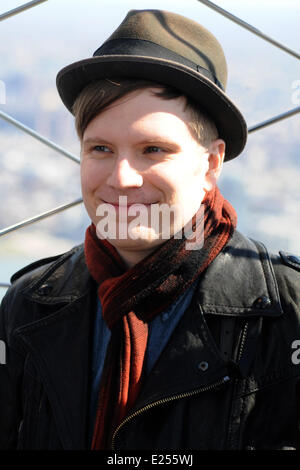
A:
197 230 283 318
21 230 283 318
20 244 93 305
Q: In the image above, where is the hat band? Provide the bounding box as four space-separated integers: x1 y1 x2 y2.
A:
93 38 224 91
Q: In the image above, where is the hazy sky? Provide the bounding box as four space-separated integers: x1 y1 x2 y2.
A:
0 0 299 257
1 0 299 122
1 0 299 47
0 5 299 292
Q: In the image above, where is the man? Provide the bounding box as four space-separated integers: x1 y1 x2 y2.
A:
1 9 300 450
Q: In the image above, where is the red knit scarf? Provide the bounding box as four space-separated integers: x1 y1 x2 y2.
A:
84 187 237 449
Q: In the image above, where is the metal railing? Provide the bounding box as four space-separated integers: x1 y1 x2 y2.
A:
0 0 299 289
0 110 80 163
0 198 83 237
0 0 47 22
248 106 300 133
0 283 10 288
196 0 300 60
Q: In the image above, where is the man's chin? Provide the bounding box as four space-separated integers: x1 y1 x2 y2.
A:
103 232 167 253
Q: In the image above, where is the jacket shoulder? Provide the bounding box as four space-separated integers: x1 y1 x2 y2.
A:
248 237 300 299
268 249 300 284
278 251 300 273
246 238 300 330
270 250 300 307
10 254 64 284
9 244 84 288
0 244 86 339
221 231 299 315
1 244 85 314
197 231 284 317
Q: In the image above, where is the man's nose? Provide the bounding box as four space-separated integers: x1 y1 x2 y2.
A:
106 158 143 189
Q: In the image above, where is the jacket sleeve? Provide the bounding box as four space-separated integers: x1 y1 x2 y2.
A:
273 254 300 321
0 289 23 449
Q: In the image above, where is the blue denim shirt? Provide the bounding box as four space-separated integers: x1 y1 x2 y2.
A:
89 280 198 440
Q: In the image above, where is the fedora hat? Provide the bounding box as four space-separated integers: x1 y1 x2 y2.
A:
56 9 247 160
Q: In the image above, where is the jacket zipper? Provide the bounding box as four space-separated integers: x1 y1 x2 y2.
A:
237 321 249 363
226 320 249 450
111 375 230 450
112 322 248 449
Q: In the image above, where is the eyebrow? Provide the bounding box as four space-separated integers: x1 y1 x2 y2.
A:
82 136 181 148
82 137 112 146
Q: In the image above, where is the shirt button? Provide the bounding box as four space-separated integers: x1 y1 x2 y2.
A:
162 312 169 322
198 361 209 372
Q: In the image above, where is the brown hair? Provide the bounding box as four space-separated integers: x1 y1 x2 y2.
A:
72 78 218 147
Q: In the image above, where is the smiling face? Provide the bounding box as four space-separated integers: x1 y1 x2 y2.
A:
80 88 224 267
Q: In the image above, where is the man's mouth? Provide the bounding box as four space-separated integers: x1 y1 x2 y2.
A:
101 200 158 207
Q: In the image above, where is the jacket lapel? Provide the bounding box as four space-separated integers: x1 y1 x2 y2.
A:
198 231 283 318
14 291 95 449
12 247 96 449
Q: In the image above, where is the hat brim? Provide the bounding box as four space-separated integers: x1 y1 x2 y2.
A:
56 55 247 160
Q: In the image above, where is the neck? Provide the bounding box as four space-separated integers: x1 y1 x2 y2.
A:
111 243 163 269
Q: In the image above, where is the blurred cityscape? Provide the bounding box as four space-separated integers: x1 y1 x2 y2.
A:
0 0 299 292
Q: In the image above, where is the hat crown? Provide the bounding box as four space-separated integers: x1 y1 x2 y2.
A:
102 9 227 90
56 9 247 160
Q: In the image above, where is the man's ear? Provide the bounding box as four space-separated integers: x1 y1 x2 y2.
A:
204 139 225 191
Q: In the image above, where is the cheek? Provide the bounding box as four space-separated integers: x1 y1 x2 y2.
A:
146 164 179 198
149 159 200 194
80 160 105 193
155 161 207 209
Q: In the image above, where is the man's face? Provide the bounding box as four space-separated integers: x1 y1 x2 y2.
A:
80 88 221 264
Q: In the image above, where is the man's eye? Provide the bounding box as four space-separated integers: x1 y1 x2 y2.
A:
144 146 164 153
93 145 111 152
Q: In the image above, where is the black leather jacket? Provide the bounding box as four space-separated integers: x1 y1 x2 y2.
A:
1 230 300 450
